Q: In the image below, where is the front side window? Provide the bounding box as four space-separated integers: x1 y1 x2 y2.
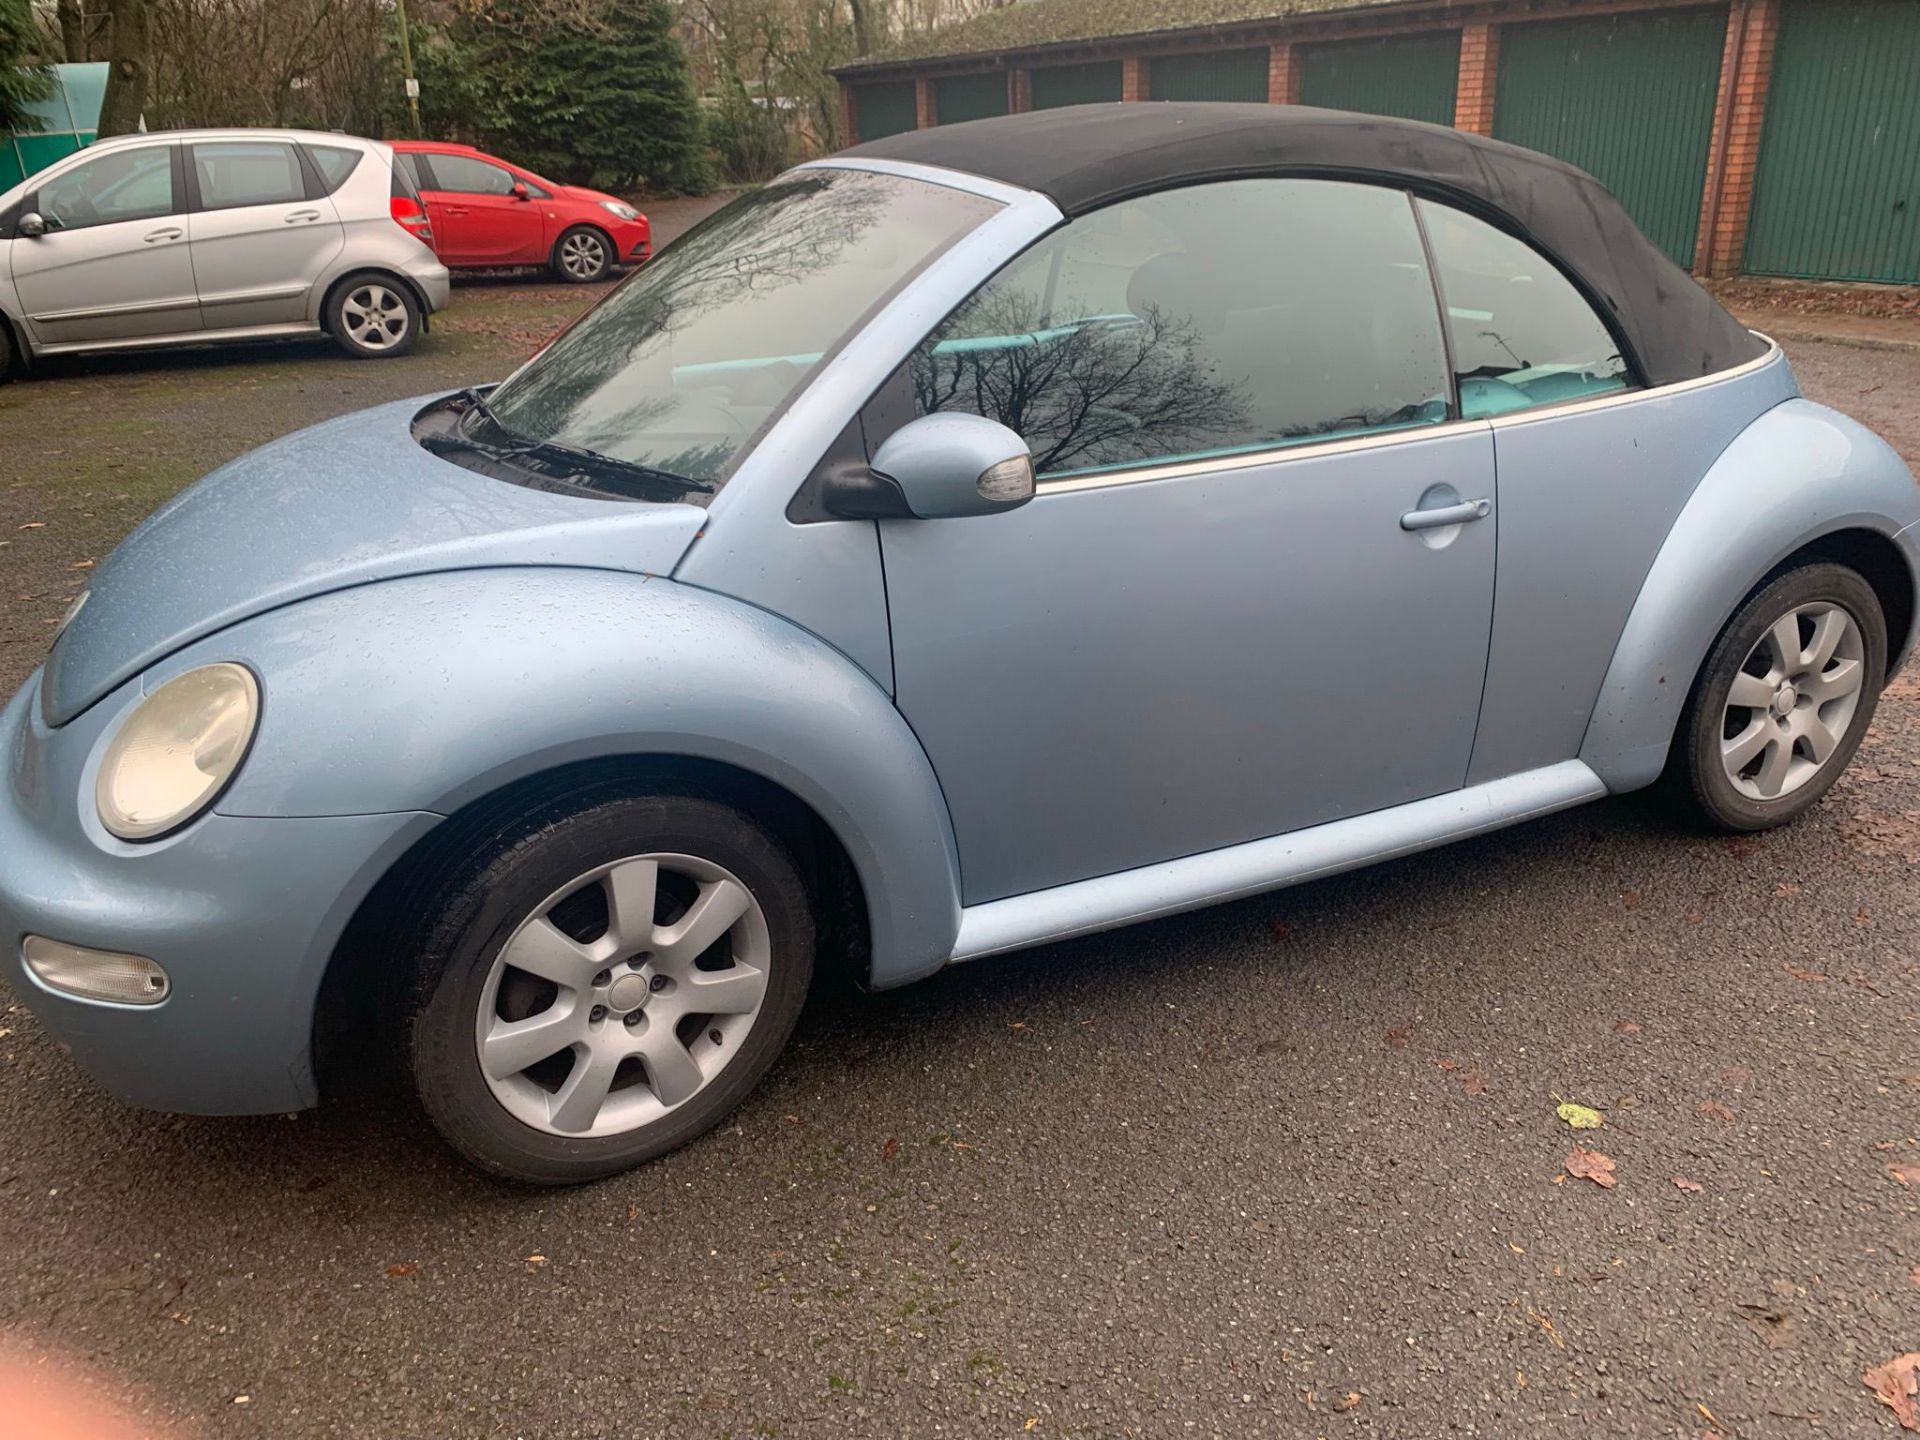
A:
35 146 176 231
1415 198 1632 418
478 168 997 489
192 142 307 210
427 154 519 196
907 178 1452 479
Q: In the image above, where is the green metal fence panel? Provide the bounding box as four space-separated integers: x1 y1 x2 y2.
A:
1030 60 1124 109
1493 10 1726 268
3 62 109 190
1744 0 1920 283
1299 32 1460 125
934 71 1009 125
1148 47 1270 103
853 81 919 142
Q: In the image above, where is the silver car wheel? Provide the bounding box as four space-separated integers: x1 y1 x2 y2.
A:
475 853 771 1138
559 231 607 279
340 284 410 350
1720 600 1867 801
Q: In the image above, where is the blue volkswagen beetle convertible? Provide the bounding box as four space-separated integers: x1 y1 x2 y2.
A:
5 106 1917 1182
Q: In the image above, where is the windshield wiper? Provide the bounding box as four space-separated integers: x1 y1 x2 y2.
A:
514 435 716 499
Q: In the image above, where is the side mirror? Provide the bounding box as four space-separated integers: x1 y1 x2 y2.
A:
509 182 531 202
824 413 1036 520
17 212 46 238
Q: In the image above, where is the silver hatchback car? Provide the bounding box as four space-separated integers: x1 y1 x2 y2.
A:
0 127 451 374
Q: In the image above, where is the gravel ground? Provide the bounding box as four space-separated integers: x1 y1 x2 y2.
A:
2 226 1919 1438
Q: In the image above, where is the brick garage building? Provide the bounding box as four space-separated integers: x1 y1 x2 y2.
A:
835 0 1920 285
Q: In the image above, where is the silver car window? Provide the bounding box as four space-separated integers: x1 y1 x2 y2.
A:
192 142 307 210
35 145 176 231
1415 198 1633 419
909 178 1454 479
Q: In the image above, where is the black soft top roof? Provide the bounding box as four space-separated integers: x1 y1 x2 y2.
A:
845 103 1765 387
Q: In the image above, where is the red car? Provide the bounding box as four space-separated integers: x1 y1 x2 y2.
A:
390 141 650 283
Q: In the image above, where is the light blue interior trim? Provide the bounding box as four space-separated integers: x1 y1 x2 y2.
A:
947 760 1607 962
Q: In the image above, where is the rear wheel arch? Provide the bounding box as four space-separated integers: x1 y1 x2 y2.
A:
317 267 431 336
313 753 871 1097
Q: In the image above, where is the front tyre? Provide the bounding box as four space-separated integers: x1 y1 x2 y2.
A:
1667 561 1886 831
552 225 614 283
326 274 420 358
407 793 814 1184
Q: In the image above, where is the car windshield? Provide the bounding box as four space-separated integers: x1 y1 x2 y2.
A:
480 168 999 491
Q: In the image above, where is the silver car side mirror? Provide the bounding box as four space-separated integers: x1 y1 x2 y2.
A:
17 212 47 238
824 413 1036 520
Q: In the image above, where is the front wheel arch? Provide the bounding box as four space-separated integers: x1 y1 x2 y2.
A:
313 753 870 1099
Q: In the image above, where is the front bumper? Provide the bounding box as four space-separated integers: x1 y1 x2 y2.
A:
1 673 437 1114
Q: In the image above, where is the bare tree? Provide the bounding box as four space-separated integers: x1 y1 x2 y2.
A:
96 0 149 135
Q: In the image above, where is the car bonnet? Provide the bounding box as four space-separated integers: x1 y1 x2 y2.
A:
40 395 707 726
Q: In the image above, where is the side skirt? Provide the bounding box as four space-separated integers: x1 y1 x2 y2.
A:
34 322 323 357
947 760 1608 963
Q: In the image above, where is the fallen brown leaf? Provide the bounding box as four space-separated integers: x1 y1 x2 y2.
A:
1622 889 1641 910
1672 1176 1703 1193
1783 963 1830 983
1529 1309 1568 1348
385 1262 419 1278
1386 1023 1413 1048
1434 1058 1457 1071
1889 1162 1920 1187
1864 1352 1920 1432
1566 1144 1617 1189
1332 1392 1361 1412
1697 1099 1737 1124
1720 1065 1753 1086
1613 1020 1642 1036
1461 1066 1490 1096
1772 881 1802 898
17 521 45 531
882 1136 900 1163
1909 1265 1920 1289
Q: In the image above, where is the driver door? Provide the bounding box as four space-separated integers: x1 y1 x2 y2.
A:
414 152 547 266
10 141 199 347
874 178 1499 904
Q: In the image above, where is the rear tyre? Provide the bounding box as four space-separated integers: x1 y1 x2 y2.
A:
552 225 613 283
326 274 420 358
0 317 18 382
406 792 814 1185
1665 562 1885 832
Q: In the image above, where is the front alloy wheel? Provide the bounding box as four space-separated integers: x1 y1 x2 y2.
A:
478 853 771 1137
408 792 813 1184
552 226 613 283
1669 561 1886 831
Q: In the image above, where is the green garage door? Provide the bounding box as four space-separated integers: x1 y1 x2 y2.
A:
935 72 1009 125
1744 0 1920 283
1299 33 1460 125
1031 61 1124 110
853 81 918 142
1494 10 1727 267
1149 48 1269 103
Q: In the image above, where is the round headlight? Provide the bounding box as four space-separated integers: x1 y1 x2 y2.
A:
96 663 259 841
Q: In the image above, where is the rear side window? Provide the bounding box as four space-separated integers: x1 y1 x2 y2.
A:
34 145 177 230
304 144 362 194
192 141 307 210
907 178 1453 479
1415 199 1632 418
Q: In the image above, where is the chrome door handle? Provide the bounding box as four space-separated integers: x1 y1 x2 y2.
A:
144 226 183 243
1400 497 1492 531
284 209 321 223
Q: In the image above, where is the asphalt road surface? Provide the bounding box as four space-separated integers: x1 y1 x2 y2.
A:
2 252 1919 1438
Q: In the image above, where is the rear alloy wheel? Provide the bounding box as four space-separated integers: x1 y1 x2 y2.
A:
407 793 813 1184
328 276 419 358
552 225 613 283
1668 562 1886 831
